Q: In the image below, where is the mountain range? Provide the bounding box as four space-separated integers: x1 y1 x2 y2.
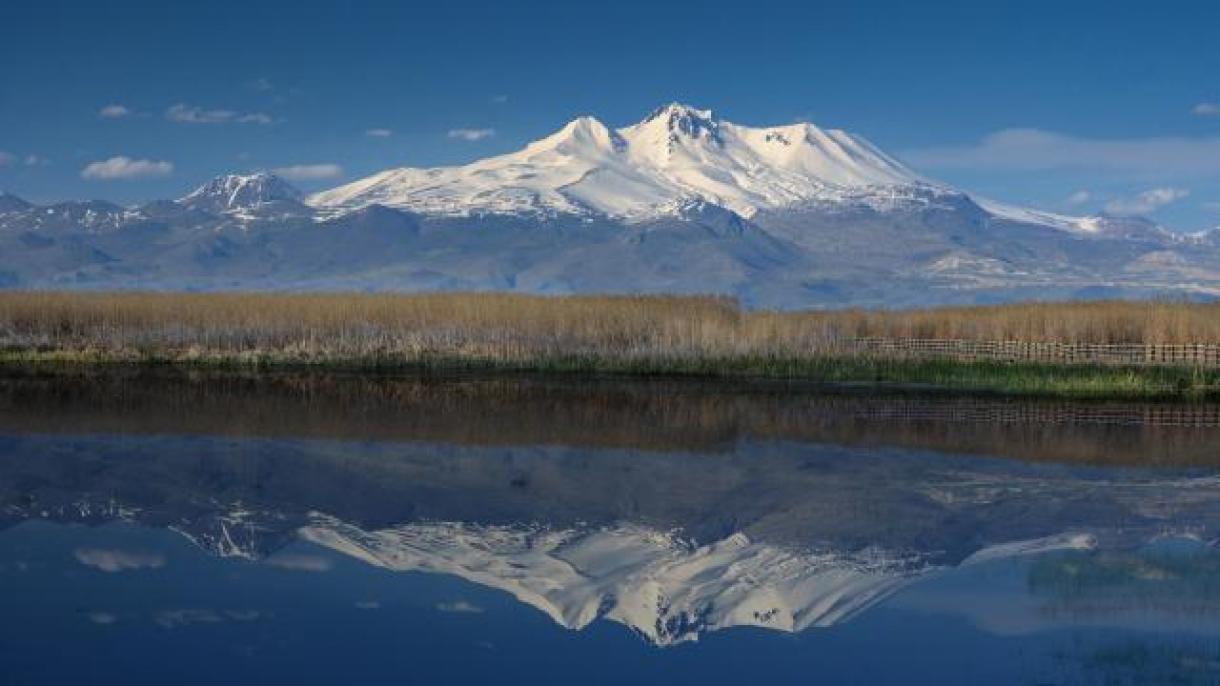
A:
3 103 1219 307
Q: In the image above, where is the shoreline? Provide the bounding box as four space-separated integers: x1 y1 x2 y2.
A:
3 350 1217 400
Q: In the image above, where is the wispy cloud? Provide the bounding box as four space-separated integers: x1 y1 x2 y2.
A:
247 77 274 92
1192 102 1220 117
74 548 166 572
88 611 118 625
1 152 49 167
1104 187 1190 216
271 164 343 181
99 104 131 119
436 600 484 614
904 129 1220 175
166 103 273 125
491 95 509 104
1065 190 1091 207
1201 201 1220 213
265 552 333 571
448 128 495 142
80 156 173 180
365 128 393 138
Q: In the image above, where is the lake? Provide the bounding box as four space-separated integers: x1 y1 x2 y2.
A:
2 369 1219 684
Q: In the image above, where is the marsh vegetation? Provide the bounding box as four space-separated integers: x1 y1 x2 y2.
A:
2 291 1219 396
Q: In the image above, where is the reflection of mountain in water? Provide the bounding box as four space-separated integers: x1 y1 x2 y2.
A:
301 519 1101 645
2 369 1220 643
304 518 920 644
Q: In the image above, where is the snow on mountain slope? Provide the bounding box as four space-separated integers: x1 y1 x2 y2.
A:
308 103 934 220
972 196 1103 234
179 172 304 214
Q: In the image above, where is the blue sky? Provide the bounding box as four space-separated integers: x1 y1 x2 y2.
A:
2 0 1219 230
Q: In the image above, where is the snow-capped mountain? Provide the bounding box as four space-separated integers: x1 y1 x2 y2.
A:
179 172 305 214
312 103 946 220
2 102 1219 306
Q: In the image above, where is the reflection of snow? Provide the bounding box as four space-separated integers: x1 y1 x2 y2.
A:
299 515 1149 645
300 516 928 645
962 533 1096 565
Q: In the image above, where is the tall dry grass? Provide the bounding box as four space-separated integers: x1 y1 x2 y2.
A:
1 291 1219 365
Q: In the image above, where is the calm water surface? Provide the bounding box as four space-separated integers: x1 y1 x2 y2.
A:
2 369 1219 685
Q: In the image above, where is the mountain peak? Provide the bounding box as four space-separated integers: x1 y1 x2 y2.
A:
645 102 715 123
533 115 624 154
638 102 719 141
179 172 303 213
0 192 33 214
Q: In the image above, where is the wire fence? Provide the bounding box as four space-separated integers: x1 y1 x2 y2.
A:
830 338 1220 367
822 396 1220 427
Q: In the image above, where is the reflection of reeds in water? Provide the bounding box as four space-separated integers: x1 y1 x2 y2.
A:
2 368 1218 467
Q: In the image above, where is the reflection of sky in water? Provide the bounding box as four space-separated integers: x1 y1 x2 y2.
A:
3 372 1220 683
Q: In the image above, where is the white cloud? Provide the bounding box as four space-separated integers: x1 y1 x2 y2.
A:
265 553 333 571
271 163 343 181
1193 102 1220 117
1103 187 1190 216
0 151 14 167
365 128 393 138
1065 190 1091 206
248 77 274 92
904 129 1220 175
448 128 495 142
88 612 118 625
99 104 131 119
166 103 273 125
491 95 509 104
235 112 273 124
436 600 484 614
354 600 381 610
74 548 166 572
81 156 173 180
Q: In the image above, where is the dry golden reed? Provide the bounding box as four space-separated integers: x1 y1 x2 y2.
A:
1 291 1219 365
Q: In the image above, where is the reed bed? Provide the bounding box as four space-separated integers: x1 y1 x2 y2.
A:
1 291 1219 396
